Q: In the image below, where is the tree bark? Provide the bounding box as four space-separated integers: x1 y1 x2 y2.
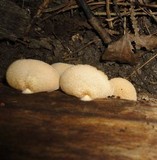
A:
0 85 157 160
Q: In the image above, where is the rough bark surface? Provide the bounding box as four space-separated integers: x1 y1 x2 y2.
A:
0 85 157 160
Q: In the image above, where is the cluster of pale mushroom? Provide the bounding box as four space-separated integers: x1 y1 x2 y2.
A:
6 59 137 101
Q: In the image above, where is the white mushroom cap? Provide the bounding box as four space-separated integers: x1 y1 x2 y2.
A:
110 77 137 101
6 59 60 94
60 64 114 101
51 62 74 76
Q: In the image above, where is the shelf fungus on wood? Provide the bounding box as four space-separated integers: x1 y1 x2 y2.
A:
60 64 114 101
6 59 60 94
51 62 74 76
110 77 137 101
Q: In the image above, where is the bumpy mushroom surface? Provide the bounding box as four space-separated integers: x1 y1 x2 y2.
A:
51 62 74 76
6 59 59 94
110 77 137 101
60 64 114 101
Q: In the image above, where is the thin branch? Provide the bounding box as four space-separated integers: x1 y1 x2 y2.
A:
127 52 157 78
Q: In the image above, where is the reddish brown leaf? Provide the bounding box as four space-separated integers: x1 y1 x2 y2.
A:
133 35 157 50
102 34 137 65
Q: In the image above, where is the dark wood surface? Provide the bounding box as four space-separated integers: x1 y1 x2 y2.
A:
0 85 157 160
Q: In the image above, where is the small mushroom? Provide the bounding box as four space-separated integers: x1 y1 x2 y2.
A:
110 77 137 101
51 62 74 76
6 59 59 94
60 64 114 101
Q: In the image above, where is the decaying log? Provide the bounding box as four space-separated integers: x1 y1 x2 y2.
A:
0 0 30 40
0 85 157 160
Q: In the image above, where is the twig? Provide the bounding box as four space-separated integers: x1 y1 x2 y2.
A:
25 0 50 36
106 0 113 28
127 52 157 78
73 37 100 55
76 0 111 43
130 0 140 37
94 11 157 20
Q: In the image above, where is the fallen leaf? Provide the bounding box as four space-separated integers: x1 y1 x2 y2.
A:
133 35 157 50
102 34 137 65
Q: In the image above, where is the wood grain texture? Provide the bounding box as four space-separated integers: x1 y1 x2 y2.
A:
0 85 157 160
